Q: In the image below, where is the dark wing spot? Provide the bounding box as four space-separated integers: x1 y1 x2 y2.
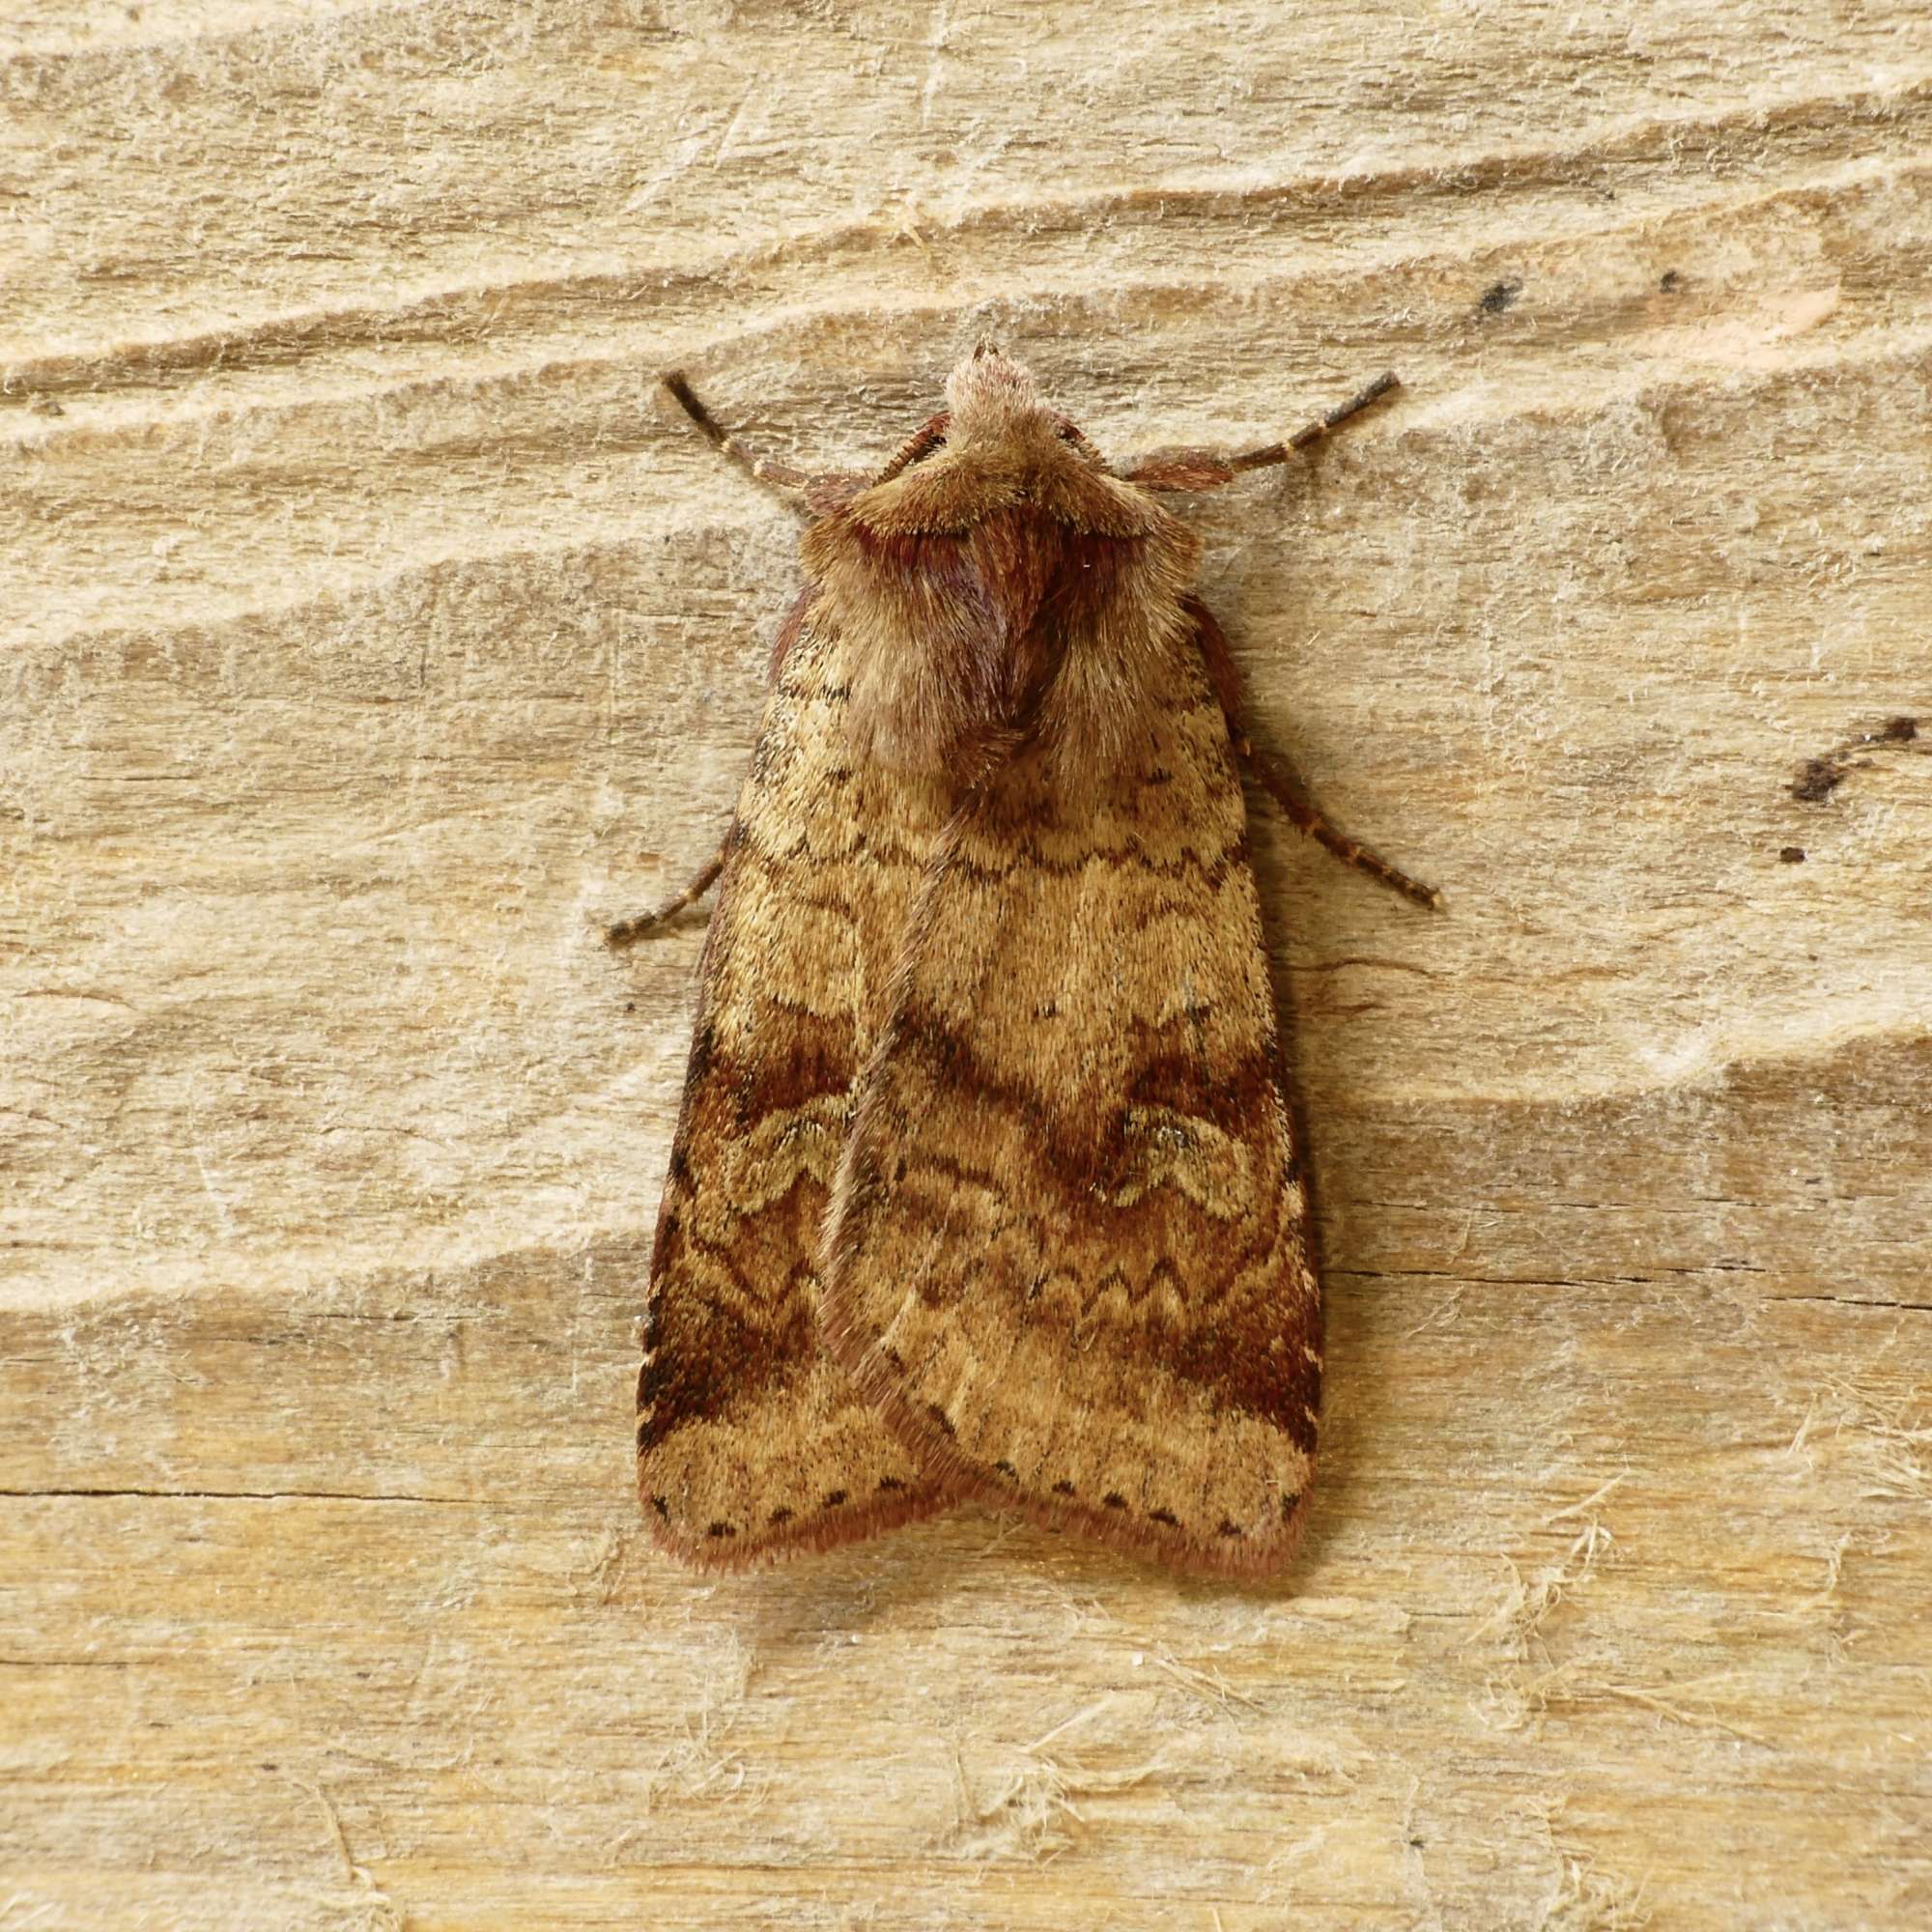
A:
993 1460 1018 1480
1216 1519 1244 1539
1149 1508 1179 1528
1103 1492 1128 1511
705 1520 737 1539
822 1490 848 1509
649 1494 670 1520
1279 1492 1302 1519
1052 1480 1076 1496
877 1475 904 1492
926 1404 956 1439
769 1506 794 1526
687 1020 717 1087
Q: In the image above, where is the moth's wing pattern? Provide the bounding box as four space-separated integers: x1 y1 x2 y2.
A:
639 599 957 1565
821 617 1320 1577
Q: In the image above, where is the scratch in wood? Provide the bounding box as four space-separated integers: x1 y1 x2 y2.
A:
295 1776 403 1931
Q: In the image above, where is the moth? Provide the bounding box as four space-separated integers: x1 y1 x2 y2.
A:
614 346 1437 1577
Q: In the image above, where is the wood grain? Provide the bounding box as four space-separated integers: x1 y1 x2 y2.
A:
4 2 1929 1926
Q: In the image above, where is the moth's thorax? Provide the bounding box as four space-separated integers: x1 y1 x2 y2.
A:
800 351 1202 784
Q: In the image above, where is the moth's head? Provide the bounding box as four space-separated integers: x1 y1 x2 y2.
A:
801 342 1201 784
932 341 1106 472
944 341 1046 443
856 343 1121 515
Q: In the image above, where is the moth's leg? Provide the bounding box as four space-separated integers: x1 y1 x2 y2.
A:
1122 371 1399 492
606 838 729 949
1186 592 1442 912
662 373 854 517
1238 739 1443 911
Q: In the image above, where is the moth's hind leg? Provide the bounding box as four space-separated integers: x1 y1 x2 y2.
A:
1237 741 1443 912
605 837 729 949
1121 370 1399 491
1185 594 1442 913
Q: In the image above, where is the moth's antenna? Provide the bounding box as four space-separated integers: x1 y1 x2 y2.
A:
662 372 814 515
1121 372 1401 492
1229 371 1402 474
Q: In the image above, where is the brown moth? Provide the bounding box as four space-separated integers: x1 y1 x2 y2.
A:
615 346 1437 1577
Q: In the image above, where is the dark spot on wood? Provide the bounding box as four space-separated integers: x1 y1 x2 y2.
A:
1149 1508 1179 1528
649 1494 669 1519
1478 277 1522 315
1103 1492 1128 1511
1779 846 1806 864
822 1490 848 1508
625 1001 636 1013
1216 1519 1244 1539
705 1520 736 1539
1052 1480 1076 1496
1660 269 1684 293
769 1506 793 1526
1792 757 1846 803
1881 715 1918 742
926 1403 956 1438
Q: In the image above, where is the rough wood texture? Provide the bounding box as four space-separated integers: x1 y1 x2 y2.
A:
4 3 1929 1926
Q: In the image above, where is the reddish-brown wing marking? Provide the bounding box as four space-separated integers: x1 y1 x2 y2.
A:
637 593 961 1565
819 598 1322 1578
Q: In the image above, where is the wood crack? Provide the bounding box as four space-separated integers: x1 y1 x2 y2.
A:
0 1486 477 1506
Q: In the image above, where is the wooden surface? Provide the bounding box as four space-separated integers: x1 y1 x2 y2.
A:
5 3 1930 1926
